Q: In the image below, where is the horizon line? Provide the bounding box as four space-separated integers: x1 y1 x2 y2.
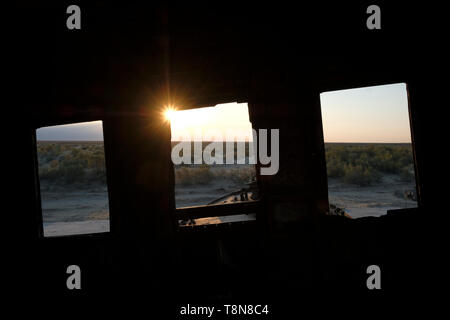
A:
324 141 412 144
37 140 104 142
171 140 412 143
37 139 412 144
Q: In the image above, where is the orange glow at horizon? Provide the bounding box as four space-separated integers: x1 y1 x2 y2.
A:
165 102 254 141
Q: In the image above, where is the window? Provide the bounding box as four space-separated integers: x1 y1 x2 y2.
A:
320 83 418 218
36 120 110 236
166 102 259 226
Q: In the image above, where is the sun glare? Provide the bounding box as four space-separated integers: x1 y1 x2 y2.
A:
164 102 253 141
164 107 177 123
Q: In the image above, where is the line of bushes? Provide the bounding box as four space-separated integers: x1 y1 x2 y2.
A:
175 165 255 186
37 142 415 188
325 144 415 186
38 143 107 185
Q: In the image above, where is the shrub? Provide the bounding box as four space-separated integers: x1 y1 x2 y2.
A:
175 165 214 185
230 167 255 183
37 142 106 185
193 165 214 184
325 144 415 185
400 164 415 182
327 159 345 178
343 164 382 186
175 165 255 186
59 160 85 183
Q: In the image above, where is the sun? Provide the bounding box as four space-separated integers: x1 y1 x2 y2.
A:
163 106 177 123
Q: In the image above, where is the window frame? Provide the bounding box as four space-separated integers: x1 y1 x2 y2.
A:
168 103 262 228
318 82 423 217
32 118 113 239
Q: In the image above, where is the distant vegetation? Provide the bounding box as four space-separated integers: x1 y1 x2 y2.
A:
175 164 255 186
37 141 107 185
171 141 254 163
171 141 256 186
36 141 415 188
325 143 415 186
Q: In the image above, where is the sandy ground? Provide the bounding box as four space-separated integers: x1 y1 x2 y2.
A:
40 173 417 236
43 220 109 236
175 178 248 208
41 176 254 235
328 174 417 218
41 184 109 237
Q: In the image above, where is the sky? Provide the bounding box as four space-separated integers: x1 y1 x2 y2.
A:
36 120 104 141
320 83 411 143
36 83 412 143
168 102 253 141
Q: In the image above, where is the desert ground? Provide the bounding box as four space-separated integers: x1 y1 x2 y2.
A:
40 172 416 234
174 164 256 208
327 175 417 218
37 142 417 235
41 184 110 236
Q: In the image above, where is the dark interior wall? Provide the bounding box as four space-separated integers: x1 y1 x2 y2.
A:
10 1 442 309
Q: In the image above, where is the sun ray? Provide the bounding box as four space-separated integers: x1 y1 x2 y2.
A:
163 106 177 123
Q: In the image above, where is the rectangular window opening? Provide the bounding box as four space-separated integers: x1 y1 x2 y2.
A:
36 120 110 237
320 83 418 218
166 102 259 226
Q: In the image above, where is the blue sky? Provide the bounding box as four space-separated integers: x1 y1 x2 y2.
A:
320 83 411 143
36 83 412 143
37 120 104 141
